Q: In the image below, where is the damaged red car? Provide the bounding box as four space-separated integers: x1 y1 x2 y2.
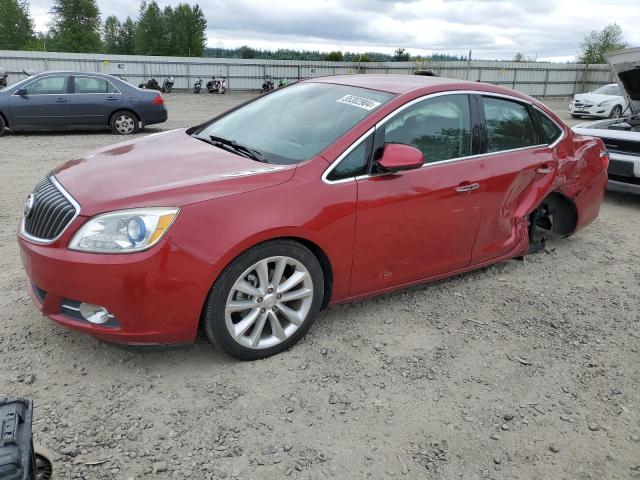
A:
18 75 608 360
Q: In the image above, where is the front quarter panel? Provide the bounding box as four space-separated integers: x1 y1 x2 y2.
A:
167 157 359 304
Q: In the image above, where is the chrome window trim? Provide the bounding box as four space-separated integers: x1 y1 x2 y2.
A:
12 74 70 96
321 127 374 184
72 74 122 95
322 90 564 185
19 175 81 245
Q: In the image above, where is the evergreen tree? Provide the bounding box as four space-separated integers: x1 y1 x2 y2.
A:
170 3 206 57
103 14 121 53
49 0 102 52
0 0 35 50
135 0 167 55
119 16 137 54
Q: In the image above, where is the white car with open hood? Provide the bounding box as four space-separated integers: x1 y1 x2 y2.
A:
573 48 640 193
569 83 627 119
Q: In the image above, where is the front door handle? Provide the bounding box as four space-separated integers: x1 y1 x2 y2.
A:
536 165 552 174
55 97 68 103
455 182 480 193
105 96 118 101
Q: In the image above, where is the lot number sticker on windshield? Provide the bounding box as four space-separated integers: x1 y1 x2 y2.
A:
337 95 382 111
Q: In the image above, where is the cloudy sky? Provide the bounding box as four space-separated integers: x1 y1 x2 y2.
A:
28 0 640 61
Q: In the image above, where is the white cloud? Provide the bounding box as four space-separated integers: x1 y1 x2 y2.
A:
27 0 640 60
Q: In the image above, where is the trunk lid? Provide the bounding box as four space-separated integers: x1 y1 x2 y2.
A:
606 47 640 115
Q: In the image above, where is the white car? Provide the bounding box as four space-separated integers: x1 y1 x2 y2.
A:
569 83 628 119
573 48 640 193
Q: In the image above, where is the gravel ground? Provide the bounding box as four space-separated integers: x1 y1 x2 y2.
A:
1 92 639 480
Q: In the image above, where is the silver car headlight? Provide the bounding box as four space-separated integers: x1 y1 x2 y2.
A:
69 208 179 253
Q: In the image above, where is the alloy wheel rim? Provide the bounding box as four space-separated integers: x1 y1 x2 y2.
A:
611 106 622 118
115 114 135 134
225 256 313 349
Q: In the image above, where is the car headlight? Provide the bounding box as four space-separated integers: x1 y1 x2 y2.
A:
597 100 613 106
69 208 179 253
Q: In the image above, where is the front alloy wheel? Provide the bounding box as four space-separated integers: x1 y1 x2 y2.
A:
203 240 324 360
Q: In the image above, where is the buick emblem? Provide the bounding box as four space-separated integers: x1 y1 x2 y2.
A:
24 194 35 219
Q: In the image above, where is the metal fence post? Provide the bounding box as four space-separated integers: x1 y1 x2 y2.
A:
542 68 550 96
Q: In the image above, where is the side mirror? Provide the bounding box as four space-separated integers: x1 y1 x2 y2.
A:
378 143 425 172
16 88 27 97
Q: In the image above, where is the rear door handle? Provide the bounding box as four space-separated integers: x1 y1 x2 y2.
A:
455 182 480 193
536 165 553 174
55 97 68 103
105 96 118 101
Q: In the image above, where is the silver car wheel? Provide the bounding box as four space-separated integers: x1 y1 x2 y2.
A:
114 114 135 134
225 256 314 349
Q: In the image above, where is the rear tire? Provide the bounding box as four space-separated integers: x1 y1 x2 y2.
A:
202 240 324 360
110 110 139 135
0 115 6 137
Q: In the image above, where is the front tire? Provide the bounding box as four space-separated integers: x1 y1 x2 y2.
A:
570 114 582 119
0 115 6 137
202 240 324 360
609 105 623 118
110 110 139 135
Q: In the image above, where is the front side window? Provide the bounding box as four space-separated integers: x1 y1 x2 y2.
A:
23 76 68 95
74 76 118 94
196 83 393 165
383 94 472 164
326 134 371 181
482 97 538 153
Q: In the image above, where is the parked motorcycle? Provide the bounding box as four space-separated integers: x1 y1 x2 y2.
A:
138 77 161 90
193 78 203 94
0 69 7 89
206 76 227 94
161 76 175 93
260 75 275 93
278 77 290 88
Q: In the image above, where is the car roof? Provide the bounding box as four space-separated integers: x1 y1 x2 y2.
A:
35 71 116 77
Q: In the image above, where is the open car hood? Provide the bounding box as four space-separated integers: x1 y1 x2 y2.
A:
606 47 640 115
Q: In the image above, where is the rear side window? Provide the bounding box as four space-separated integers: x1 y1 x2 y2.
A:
482 97 538 152
23 76 68 95
326 135 370 181
383 94 472 163
74 77 118 94
533 109 563 144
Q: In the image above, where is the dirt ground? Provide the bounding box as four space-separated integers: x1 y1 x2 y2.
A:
1 92 639 480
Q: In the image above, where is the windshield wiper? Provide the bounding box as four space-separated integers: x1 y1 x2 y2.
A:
205 134 267 163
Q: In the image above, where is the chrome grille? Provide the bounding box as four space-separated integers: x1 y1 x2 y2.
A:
23 176 78 241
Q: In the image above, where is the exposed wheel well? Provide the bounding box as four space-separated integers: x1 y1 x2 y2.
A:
0 110 8 127
531 191 578 237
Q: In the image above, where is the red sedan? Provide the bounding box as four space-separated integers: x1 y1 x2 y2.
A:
18 75 608 360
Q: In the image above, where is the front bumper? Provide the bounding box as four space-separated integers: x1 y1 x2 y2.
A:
19 234 213 345
569 101 610 117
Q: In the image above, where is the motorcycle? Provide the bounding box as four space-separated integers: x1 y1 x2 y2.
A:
161 76 174 93
193 78 203 94
0 69 7 89
260 75 275 93
138 77 161 90
278 77 290 88
206 76 227 94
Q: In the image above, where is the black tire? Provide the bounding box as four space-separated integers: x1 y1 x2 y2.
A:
609 105 623 118
0 115 6 137
202 239 325 360
570 114 582 119
109 110 139 135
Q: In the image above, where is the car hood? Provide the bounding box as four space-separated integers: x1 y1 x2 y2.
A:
606 47 640 114
52 129 295 217
573 93 621 104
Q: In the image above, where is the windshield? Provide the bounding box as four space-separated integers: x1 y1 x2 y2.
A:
196 82 393 164
0 75 33 93
592 85 620 96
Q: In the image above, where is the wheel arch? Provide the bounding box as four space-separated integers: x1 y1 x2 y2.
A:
108 108 139 126
532 190 579 237
0 109 8 127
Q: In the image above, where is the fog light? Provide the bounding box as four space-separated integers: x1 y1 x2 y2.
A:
79 303 114 325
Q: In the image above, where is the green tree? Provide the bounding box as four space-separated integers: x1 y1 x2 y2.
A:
118 17 136 54
103 14 121 53
0 0 35 50
325 51 343 61
238 45 256 59
393 47 410 61
135 0 167 55
169 3 206 56
577 23 627 64
48 0 102 52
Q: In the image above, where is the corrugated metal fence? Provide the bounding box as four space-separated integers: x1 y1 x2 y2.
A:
0 50 616 97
